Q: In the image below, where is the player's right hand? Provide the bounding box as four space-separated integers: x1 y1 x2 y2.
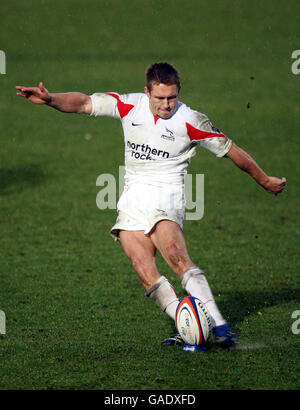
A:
16 82 51 104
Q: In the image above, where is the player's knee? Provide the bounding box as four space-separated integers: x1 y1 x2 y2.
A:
165 242 185 266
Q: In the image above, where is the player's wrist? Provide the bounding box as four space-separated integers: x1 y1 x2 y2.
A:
45 93 53 105
258 175 272 192
249 165 269 188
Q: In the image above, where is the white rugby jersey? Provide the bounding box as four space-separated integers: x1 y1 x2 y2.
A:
90 92 232 190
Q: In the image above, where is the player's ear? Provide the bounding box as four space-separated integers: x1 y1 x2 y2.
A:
144 86 151 98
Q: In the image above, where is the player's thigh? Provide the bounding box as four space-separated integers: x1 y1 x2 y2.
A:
119 230 160 290
150 220 194 275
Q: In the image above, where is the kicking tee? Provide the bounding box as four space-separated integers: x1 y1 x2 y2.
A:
90 92 232 236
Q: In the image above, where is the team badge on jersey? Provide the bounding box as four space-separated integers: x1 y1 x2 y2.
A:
161 127 175 142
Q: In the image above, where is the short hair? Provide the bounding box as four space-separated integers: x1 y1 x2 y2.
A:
146 62 181 91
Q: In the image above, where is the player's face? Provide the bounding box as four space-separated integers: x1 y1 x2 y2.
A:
144 83 180 119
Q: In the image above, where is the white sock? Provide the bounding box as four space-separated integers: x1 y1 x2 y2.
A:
181 267 226 328
164 300 179 320
146 276 179 321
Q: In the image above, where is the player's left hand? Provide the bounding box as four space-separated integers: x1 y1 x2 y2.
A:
263 176 286 195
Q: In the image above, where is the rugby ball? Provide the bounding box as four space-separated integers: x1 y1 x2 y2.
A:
176 296 212 346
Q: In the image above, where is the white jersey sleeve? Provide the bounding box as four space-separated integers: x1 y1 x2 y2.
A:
90 92 120 118
186 109 232 157
89 92 141 119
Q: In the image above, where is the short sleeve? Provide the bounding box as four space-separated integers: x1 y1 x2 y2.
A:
186 110 232 157
89 92 120 118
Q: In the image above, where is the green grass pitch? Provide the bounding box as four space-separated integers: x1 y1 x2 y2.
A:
0 0 299 390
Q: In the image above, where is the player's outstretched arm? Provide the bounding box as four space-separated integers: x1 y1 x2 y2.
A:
16 82 92 114
225 143 286 195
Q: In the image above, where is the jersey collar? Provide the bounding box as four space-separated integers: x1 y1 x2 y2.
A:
151 101 181 124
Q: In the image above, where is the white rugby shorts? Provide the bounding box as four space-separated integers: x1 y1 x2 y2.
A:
110 182 185 241
110 209 185 241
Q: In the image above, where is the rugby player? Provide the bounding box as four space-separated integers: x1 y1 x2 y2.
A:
16 62 286 351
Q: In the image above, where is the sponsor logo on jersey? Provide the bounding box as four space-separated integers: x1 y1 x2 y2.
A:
127 140 170 160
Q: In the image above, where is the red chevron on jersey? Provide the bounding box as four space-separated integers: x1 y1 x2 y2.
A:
186 122 226 141
154 115 160 124
107 93 134 118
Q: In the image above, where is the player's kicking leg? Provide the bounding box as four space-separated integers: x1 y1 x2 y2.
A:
150 220 236 349
119 230 179 322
